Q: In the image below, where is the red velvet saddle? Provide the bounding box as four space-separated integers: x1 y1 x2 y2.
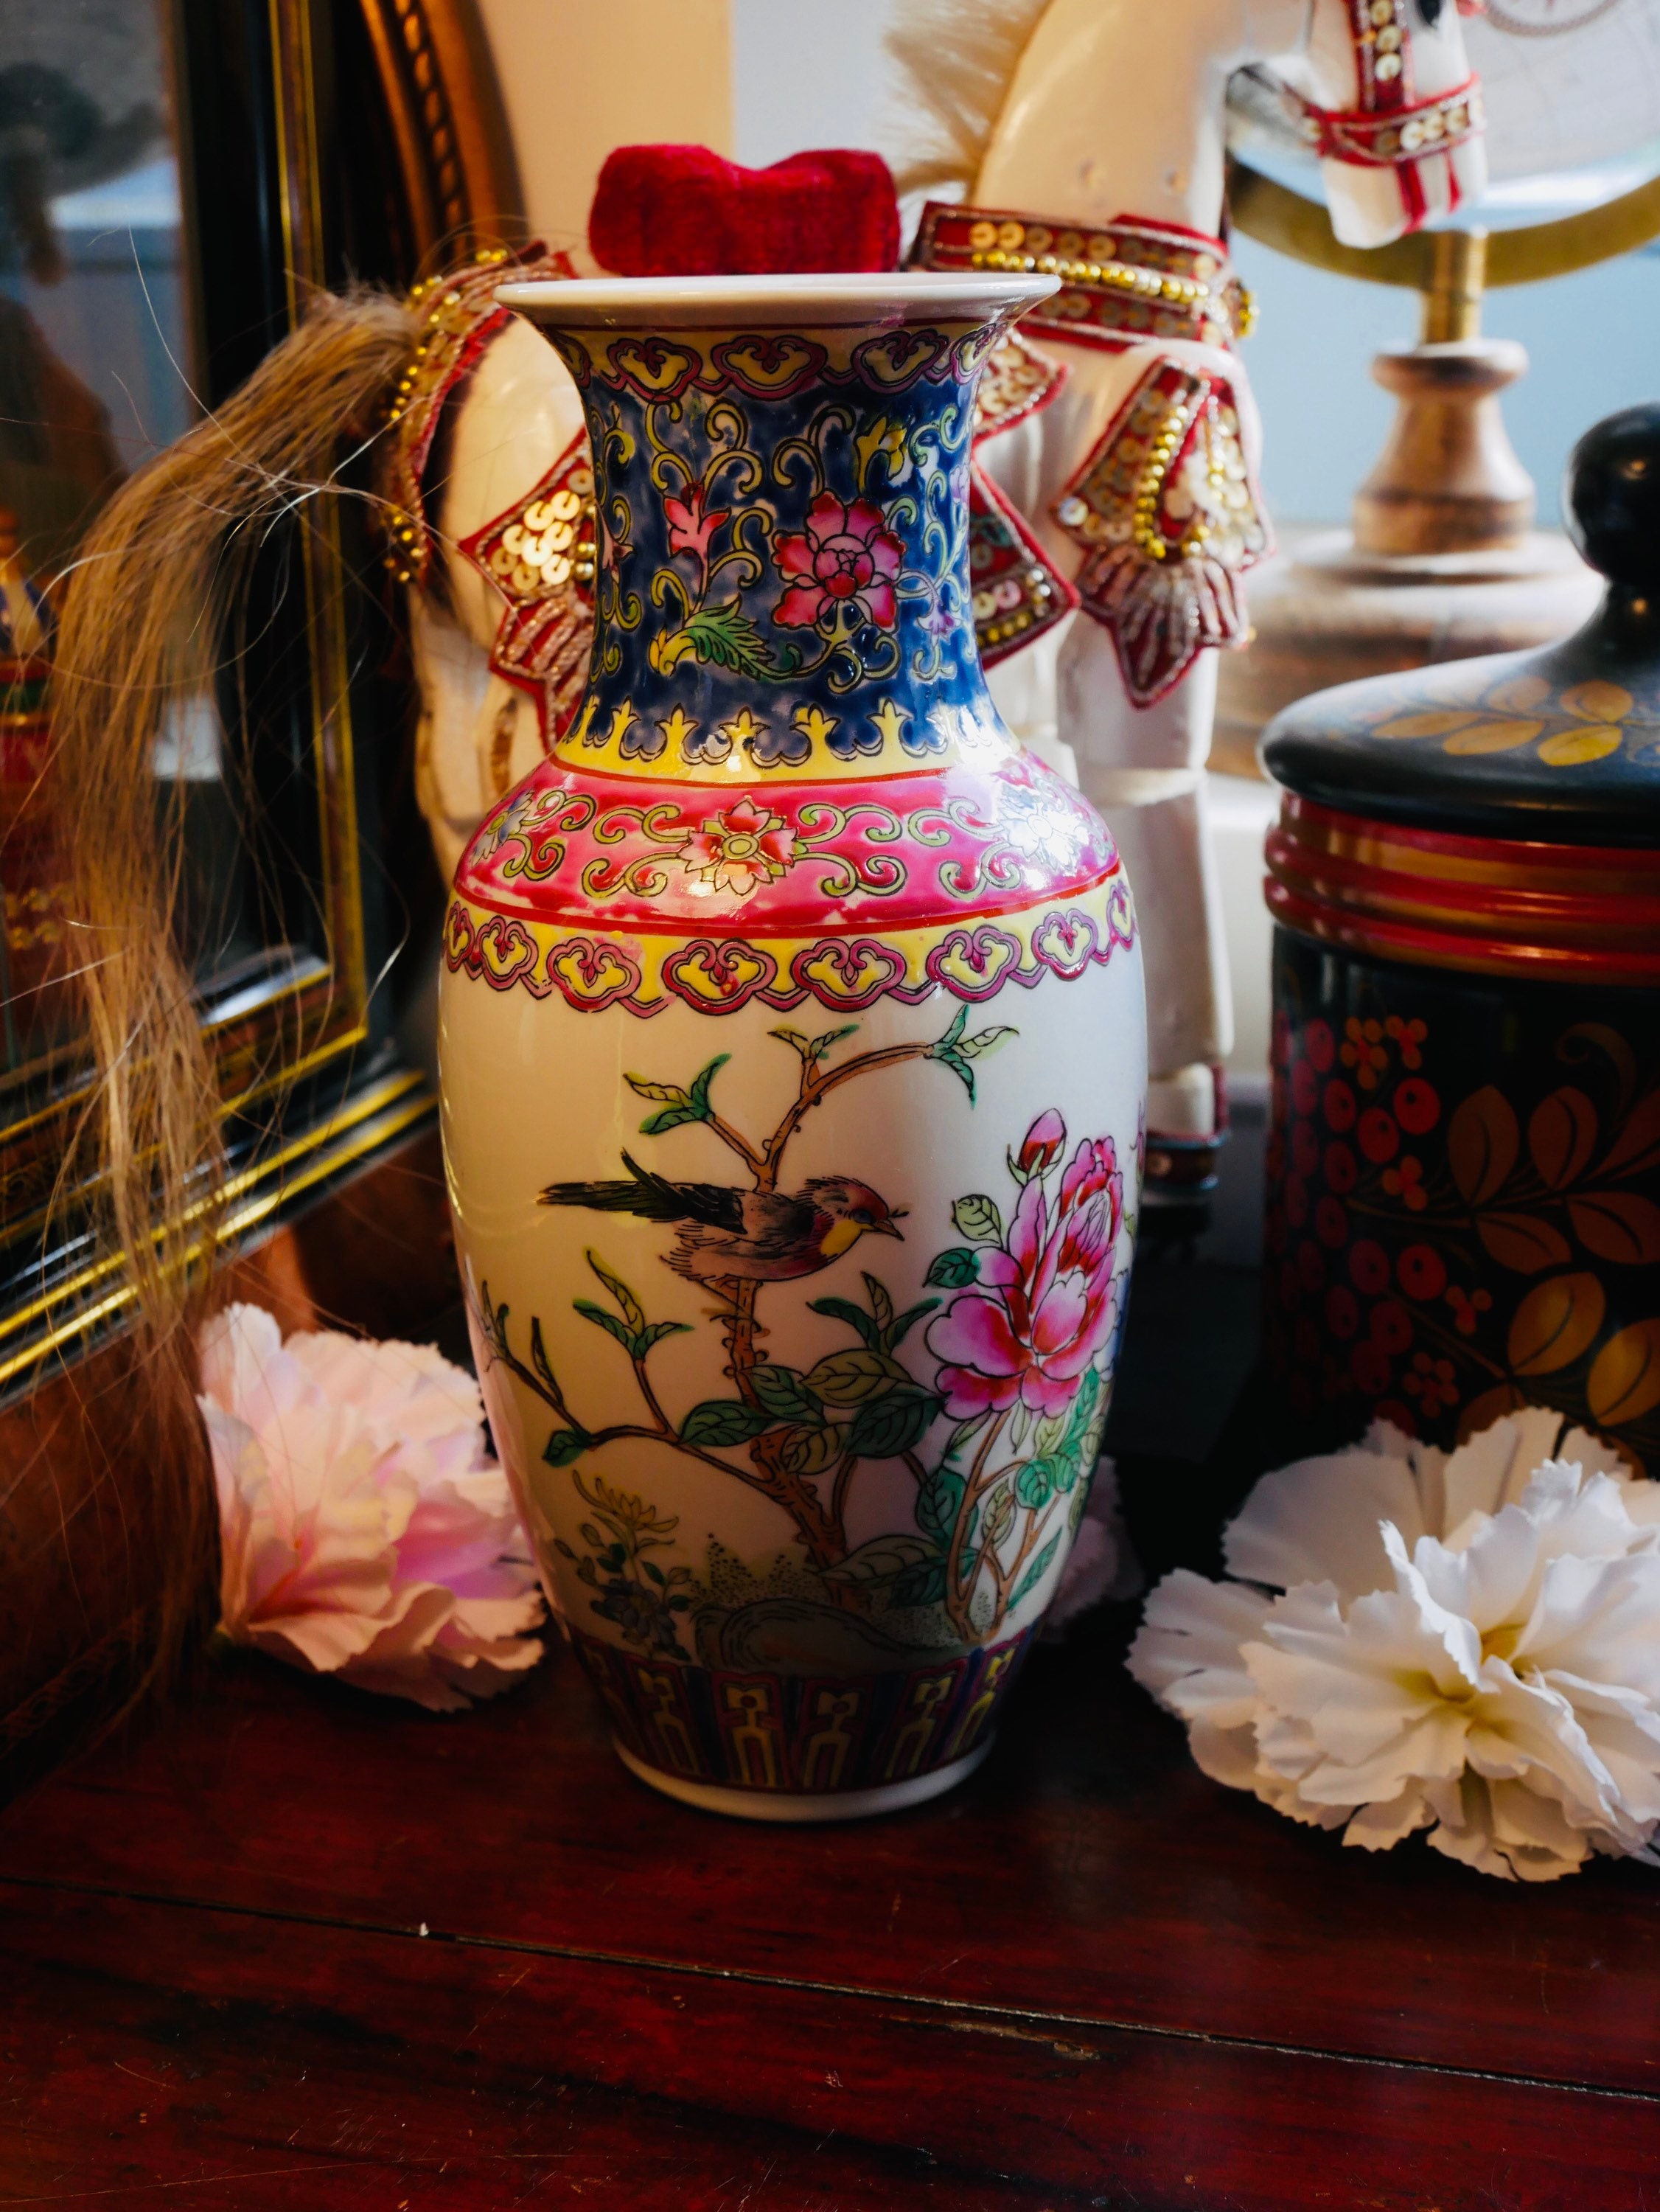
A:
590 145 899 277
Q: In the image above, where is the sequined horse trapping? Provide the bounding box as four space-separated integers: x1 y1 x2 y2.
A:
1053 360 1269 707
917 203 1269 707
460 436 596 743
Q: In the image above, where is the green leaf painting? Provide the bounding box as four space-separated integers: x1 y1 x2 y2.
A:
847 1386 941 1461
952 1194 1003 1243
685 598 775 675
925 1247 980 1290
1011 1531 1061 1610
807 1294 879 1350
680 1399 774 1450
750 1363 825 1425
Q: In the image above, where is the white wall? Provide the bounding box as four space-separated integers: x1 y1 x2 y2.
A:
474 0 733 254
729 1 892 167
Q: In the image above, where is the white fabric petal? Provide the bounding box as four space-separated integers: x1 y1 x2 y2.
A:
1407 1507 1544 1635
1520 1547 1660 1694
1127 1570 1272 1731
1423 1772 1594 1882
1124 1402 1660 1883
1342 1786 1435 1852
1224 1431 1424 1598
1437 1409 1571 1540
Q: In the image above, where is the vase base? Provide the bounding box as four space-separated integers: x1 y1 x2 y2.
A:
611 1735 994 1823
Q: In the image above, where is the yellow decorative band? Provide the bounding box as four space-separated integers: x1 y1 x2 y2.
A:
554 691 1015 785
914 202 1252 351
444 878 1135 1019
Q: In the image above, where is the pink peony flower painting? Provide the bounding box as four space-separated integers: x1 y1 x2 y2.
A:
200 1304 544 1711
927 1114 1124 1421
772 493 904 632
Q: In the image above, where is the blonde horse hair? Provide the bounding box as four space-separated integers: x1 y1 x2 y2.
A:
881 0 1055 203
43 285 419 1729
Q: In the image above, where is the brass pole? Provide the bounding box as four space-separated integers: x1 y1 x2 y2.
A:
1420 228 1488 343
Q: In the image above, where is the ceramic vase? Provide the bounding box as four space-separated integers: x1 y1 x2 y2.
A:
439 273 1146 1820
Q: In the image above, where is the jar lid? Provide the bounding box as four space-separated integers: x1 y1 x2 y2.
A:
1261 406 1660 852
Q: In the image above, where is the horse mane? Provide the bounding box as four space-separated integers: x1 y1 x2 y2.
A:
880 0 1055 204
41 286 417 1742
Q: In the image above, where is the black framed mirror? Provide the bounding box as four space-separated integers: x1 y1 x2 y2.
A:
0 0 522 1391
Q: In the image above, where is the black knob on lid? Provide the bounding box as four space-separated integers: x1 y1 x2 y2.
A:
1563 402 1660 591
1261 402 1660 849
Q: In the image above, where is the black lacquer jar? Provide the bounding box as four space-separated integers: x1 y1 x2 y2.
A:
1259 406 1660 1474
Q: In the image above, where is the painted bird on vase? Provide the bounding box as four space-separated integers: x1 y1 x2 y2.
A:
537 1152 906 1284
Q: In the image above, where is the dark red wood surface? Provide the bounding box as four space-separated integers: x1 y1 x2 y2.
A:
2 1624 1656 2208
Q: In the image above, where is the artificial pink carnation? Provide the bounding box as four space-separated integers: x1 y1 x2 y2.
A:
199 1304 544 1712
772 493 903 630
928 1115 1123 1420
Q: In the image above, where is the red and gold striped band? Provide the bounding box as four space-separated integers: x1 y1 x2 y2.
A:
1264 794 1660 987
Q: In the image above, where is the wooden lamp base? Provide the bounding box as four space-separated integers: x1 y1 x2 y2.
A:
1213 521 1600 779
1215 237 1602 778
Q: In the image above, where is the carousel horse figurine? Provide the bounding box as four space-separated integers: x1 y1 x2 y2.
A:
887 0 1485 1193
387 251 590 883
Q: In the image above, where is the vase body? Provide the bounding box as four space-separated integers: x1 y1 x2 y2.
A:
439 274 1146 1820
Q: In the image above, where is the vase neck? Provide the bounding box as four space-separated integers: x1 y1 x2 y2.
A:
503 279 1052 785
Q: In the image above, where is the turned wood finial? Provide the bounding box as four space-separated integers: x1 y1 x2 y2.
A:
1350 227 1538 560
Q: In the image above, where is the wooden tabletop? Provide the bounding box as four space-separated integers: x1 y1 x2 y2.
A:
1 1611 1655 2210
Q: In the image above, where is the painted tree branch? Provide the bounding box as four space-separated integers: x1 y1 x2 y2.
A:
758 1040 941 1191
945 1409 1010 1643
478 1288 785 1503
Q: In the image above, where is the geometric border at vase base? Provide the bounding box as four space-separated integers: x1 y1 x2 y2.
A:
571 1624 1034 1806
613 1735 993 1823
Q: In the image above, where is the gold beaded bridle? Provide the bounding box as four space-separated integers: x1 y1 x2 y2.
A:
379 243 576 588
913 203 1253 355
914 201 1270 707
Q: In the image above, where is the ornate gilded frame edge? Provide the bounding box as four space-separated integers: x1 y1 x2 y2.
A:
0 0 474 1397
355 0 528 262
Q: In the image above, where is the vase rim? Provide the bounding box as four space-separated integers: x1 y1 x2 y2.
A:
496 270 1059 331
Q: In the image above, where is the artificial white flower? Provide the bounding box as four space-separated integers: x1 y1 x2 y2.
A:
200 1304 545 1711
1128 1409 1660 1881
